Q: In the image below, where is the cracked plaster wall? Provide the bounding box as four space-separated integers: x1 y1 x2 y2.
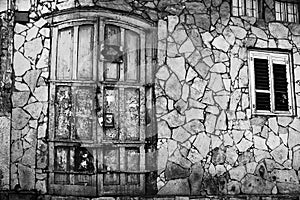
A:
5 0 300 198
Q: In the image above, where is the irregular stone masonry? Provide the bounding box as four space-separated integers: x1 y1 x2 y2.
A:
2 0 300 198
0 9 12 190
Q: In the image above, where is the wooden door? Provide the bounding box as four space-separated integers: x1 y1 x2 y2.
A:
96 24 147 195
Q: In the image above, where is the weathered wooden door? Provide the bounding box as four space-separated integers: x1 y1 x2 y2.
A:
49 17 156 196
96 24 148 195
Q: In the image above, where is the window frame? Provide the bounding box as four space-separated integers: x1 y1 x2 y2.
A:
232 0 259 18
275 0 300 23
248 50 296 116
47 10 157 197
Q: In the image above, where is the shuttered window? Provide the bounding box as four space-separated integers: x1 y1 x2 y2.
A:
249 51 295 115
49 14 156 197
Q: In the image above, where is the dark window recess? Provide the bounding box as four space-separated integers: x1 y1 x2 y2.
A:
75 147 94 172
273 64 289 111
256 92 271 110
15 11 30 24
254 58 269 90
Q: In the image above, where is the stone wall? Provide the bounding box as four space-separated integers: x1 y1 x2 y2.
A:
5 0 300 198
155 0 300 196
0 3 12 190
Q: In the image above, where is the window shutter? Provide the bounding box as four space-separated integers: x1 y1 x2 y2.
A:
273 63 289 111
254 58 271 111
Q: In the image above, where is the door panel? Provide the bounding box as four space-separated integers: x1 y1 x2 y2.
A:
125 30 139 82
74 87 94 140
55 86 72 139
57 28 73 80
78 25 93 80
123 88 140 141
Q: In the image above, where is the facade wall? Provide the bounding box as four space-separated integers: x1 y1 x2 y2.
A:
1 0 300 198
0 0 12 190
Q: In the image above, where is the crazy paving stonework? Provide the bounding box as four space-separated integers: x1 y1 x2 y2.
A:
11 17 49 193
4 0 300 198
154 2 300 197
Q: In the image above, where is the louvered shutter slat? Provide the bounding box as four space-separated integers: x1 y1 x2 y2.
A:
254 58 271 111
254 58 270 90
256 92 271 110
273 63 289 111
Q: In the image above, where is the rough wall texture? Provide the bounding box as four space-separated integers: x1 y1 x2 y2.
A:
0 5 12 190
4 0 300 199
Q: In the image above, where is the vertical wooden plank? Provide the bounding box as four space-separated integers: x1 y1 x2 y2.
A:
73 26 79 80
70 147 75 185
97 148 104 193
51 28 58 80
98 19 105 82
286 54 295 114
119 29 125 82
96 84 104 143
91 85 97 144
93 22 98 81
140 87 146 142
118 87 125 141
119 147 126 187
92 149 97 187
140 151 146 174
57 28 73 80
78 25 93 80
49 142 55 186
140 32 146 84
125 30 140 82
145 30 155 84
49 83 56 140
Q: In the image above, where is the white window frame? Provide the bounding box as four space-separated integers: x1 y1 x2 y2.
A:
232 0 259 17
249 50 296 116
275 0 299 23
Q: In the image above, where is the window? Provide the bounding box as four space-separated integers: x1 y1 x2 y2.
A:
249 50 295 116
275 0 299 23
48 12 157 196
0 0 8 12
232 0 258 17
